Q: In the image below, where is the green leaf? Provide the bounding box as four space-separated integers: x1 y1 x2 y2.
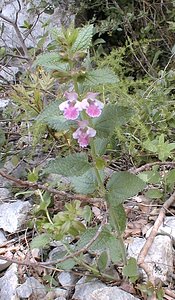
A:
85 68 119 86
45 153 91 177
145 189 162 199
37 100 75 131
165 169 175 187
138 170 161 184
37 100 61 121
33 52 69 71
76 226 123 262
109 204 126 234
106 171 146 205
51 249 76 270
30 233 51 249
0 127 5 147
94 137 109 155
122 257 139 283
46 115 75 131
71 24 93 52
70 168 101 194
94 104 133 138
97 251 109 272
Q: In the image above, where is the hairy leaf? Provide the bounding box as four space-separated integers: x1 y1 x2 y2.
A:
71 25 93 52
109 204 126 234
30 233 51 249
45 153 91 177
33 52 69 71
85 68 119 86
106 171 146 205
37 100 75 131
70 168 101 194
94 104 133 138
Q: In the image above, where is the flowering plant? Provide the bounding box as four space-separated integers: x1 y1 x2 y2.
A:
34 24 145 281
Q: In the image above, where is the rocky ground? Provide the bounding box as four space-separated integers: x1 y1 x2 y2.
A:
0 99 175 300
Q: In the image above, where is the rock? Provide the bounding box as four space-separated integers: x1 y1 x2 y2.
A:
16 277 46 299
146 217 175 243
44 288 68 300
0 200 31 233
90 286 140 300
73 277 106 300
58 271 79 290
0 187 11 201
0 230 12 271
0 263 19 300
127 236 173 282
0 67 19 83
0 1 74 49
0 99 10 110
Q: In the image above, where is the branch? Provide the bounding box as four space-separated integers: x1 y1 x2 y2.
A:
129 161 175 174
0 12 30 60
0 170 102 203
137 190 175 284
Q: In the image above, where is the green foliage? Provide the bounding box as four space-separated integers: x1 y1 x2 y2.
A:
94 104 133 138
30 233 51 249
106 171 146 205
85 68 118 86
70 168 102 194
76 226 123 263
137 281 164 300
122 257 139 283
45 153 91 177
143 134 175 161
71 24 93 52
0 127 6 147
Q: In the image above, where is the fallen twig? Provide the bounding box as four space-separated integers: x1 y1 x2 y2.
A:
0 170 103 203
137 190 175 298
130 161 175 174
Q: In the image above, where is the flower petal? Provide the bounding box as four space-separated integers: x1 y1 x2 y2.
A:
64 106 80 120
87 127 96 137
85 92 99 100
86 103 102 117
64 91 78 101
59 101 69 111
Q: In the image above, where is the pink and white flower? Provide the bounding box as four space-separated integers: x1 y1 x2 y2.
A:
59 92 82 120
73 120 96 147
81 92 104 118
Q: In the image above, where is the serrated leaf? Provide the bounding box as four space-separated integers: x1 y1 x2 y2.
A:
85 68 118 86
106 171 146 205
94 104 133 138
33 52 69 72
46 115 75 131
109 204 126 234
122 257 139 283
71 25 93 52
30 233 51 249
45 153 91 177
97 251 108 272
34 52 61 66
37 100 75 131
37 100 61 121
70 168 101 194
